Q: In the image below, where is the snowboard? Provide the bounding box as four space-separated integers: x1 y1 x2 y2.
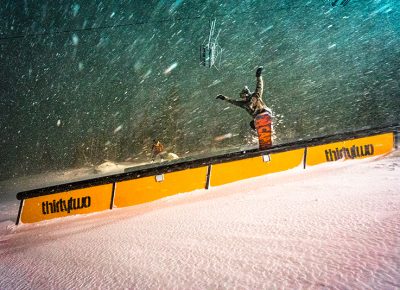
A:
254 112 272 150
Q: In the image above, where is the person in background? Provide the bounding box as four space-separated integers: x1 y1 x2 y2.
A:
151 139 164 162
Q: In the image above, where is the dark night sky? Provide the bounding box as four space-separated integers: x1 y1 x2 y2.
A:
0 0 399 180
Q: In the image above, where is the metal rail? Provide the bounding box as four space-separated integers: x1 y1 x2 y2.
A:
16 123 399 201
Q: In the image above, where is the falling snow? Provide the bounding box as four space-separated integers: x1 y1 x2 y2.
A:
113 125 123 134
0 0 398 181
164 62 178 74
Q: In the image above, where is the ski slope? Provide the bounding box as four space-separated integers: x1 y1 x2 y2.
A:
1 150 399 289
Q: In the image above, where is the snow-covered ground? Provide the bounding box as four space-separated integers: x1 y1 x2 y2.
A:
0 150 399 289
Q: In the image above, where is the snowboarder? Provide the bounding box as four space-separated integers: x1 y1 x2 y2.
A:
215 66 273 149
216 66 271 130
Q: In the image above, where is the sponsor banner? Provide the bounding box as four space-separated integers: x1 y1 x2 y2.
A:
114 166 208 208
210 149 305 187
20 183 114 224
306 132 394 167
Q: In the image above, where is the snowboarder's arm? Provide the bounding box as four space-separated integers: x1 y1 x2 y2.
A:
216 94 246 108
253 67 264 99
226 98 247 108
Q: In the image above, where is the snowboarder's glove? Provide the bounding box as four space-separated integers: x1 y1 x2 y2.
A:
256 66 263 77
216 94 226 100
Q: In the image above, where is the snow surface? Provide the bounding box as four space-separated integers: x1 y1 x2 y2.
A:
1 151 399 289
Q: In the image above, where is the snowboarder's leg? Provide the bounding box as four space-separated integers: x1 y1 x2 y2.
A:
250 120 256 130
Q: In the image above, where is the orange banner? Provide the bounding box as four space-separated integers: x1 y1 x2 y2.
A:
114 166 208 208
20 183 114 224
306 133 394 166
210 149 305 187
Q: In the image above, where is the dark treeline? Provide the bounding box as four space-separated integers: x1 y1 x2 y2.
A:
1 0 399 180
